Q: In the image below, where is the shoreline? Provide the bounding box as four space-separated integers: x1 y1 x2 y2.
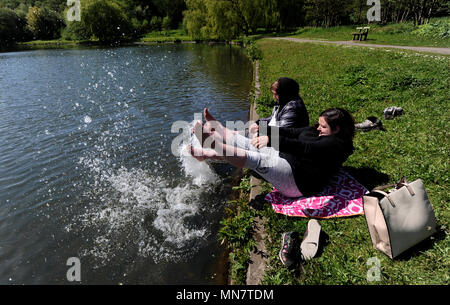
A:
1 39 244 53
224 60 268 285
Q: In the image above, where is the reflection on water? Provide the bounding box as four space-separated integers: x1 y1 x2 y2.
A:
0 44 252 284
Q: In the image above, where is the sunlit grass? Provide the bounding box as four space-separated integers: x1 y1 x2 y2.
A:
141 29 191 42
287 18 450 48
226 38 449 285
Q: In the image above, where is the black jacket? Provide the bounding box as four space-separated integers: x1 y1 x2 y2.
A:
257 97 309 128
257 77 309 128
266 126 354 196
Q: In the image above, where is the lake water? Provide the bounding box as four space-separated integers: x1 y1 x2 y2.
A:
0 44 253 284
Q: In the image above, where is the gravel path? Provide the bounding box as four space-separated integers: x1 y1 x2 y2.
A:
269 37 450 55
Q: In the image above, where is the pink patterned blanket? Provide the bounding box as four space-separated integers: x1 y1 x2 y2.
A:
265 170 368 219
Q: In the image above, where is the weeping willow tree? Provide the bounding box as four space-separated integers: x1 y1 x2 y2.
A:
79 0 132 42
183 0 306 40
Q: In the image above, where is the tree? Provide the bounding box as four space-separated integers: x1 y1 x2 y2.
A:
152 0 186 28
304 0 353 27
161 15 172 30
0 7 28 45
81 0 132 43
183 0 208 39
26 5 63 40
150 15 162 31
258 0 280 31
183 0 263 40
278 0 306 30
204 0 241 40
409 0 444 26
62 18 89 40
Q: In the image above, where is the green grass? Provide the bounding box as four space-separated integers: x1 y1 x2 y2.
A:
14 29 192 47
224 38 449 285
140 29 192 42
284 18 450 48
18 38 95 45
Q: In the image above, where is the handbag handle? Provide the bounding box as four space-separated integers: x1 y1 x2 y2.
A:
397 182 415 196
373 176 412 193
372 182 416 208
373 183 396 191
373 182 415 196
372 190 396 207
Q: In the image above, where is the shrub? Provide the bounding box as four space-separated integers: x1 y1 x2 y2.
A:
243 37 263 61
412 19 450 38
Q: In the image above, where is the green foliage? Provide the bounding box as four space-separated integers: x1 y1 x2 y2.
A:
183 0 307 41
219 174 261 284
150 16 162 31
218 206 256 248
3 0 449 44
25 6 63 40
289 20 450 48
255 95 275 118
141 29 190 42
218 197 257 284
0 7 28 45
161 15 171 31
377 22 416 35
62 19 89 40
182 0 207 40
81 0 132 43
412 19 450 38
252 38 450 284
232 175 251 192
228 249 251 284
0 0 188 42
243 37 263 61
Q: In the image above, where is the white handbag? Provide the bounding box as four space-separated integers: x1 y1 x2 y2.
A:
363 177 437 259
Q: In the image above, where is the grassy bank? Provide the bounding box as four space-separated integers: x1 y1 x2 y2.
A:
248 17 450 48
140 29 192 43
224 38 449 285
295 17 450 48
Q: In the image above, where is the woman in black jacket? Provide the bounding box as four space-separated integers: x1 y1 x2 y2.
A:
188 108 355 197
249 77 309 134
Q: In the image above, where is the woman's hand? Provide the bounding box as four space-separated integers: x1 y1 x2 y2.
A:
251 136 269 149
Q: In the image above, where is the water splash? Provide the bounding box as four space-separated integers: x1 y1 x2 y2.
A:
68 121 221 266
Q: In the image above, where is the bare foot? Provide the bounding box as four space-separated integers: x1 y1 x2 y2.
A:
193 121 207 146
203 108 226 141
187 145 217 161
204 108 216 122
193 121 218 149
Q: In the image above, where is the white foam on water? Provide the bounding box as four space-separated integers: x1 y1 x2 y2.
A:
70 120 222 266
84 115 92 124
179 144 219 186
70 161 216 265
177 120 220 186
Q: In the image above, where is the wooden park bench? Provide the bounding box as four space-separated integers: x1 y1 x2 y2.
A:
352 27 370 41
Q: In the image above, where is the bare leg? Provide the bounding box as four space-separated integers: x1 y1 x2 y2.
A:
203 108 236 144
187 140 247 168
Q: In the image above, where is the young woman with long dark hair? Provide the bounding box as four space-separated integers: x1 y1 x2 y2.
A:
188 107 355 197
